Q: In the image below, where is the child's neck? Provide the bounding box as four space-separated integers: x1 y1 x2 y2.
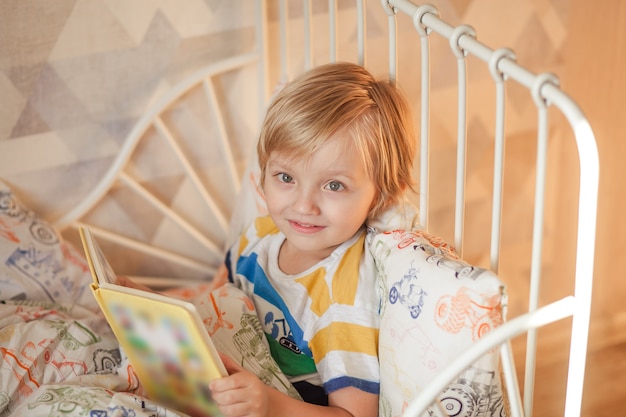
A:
277 240 335 275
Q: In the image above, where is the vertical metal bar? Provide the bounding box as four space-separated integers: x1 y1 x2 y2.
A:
454 59 467 256
524 106 548 417
488 48 515 273
449 25 475 256
412 4 438 231
329 0 337 62
419 35 430 230
489 48 524 417
381 0 397 84
356 0 366 66
524 72 558 416
279 0 289 82
490 80 505 272
500 341 524 417
303 0 313 70
257 0 269 113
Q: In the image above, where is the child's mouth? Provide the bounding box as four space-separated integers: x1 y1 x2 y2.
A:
288 220 324 233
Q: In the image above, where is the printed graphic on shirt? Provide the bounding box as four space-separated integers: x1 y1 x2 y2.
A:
236 252 316 377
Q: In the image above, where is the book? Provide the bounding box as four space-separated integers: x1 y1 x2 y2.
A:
79 226 227 417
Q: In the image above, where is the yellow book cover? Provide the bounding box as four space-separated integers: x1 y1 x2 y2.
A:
79 226 227 417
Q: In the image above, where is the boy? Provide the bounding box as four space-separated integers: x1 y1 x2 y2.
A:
210 62 416 417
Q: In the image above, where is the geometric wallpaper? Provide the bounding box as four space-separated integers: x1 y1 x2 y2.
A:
0 0 257 220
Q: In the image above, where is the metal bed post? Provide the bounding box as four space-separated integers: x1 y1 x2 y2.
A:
257 0 270 116
525 72 561 415
412 4 438 231
488 47 516 274
381 0 398 85
303 0 313 70
356 0 366 67
448 24 475 258
328 0 338 63
488 45 525 417
278 0 290 83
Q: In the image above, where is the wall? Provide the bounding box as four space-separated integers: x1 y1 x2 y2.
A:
0 0 259 222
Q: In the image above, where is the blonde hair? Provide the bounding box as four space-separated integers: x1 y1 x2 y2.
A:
258 62 416 219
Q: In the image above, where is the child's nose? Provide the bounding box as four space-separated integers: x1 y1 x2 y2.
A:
292 188 320 215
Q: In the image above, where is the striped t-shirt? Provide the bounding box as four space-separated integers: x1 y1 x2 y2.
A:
225 215 380 395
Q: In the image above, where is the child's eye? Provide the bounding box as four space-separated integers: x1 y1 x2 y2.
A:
277 173 293 183
325 181 345 192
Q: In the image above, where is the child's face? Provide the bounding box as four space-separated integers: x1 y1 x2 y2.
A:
263 132 376 267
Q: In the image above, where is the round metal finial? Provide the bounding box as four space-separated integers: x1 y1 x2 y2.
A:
489 48 516 82
412 4 439 37
531 72 560 108
449 25 476 58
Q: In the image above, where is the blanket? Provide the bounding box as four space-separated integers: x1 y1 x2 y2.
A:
0 181 298 416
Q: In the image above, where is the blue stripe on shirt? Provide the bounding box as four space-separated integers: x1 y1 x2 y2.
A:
236 252 312 357
324 376 380 395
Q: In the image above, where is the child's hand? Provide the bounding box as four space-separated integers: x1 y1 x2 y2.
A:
210 353 271 417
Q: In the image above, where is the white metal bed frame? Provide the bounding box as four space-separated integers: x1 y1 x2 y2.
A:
53 1 599 416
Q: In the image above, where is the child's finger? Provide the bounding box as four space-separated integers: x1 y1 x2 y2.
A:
219 352 245 375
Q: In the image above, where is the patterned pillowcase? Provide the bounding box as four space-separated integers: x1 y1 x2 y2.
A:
0 180 96 310
369 229 507 417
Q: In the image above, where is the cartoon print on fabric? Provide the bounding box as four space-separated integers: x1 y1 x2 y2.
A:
388 264 427 319
434 286 503 342
233 312 300 398
26 386 113 415
93 348 122 373
0 184 90 305
44 320 100 350
437 366 507 417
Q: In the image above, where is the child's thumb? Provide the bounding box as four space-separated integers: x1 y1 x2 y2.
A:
219 352 245 374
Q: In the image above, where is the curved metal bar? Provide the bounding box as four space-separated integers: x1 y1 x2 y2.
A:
403 296 576 417
52 53 260 230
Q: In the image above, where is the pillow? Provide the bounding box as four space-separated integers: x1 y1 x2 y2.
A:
0 180 97 311
369 229 507 417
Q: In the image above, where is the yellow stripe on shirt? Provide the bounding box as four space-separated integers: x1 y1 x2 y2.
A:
309 321 379 362
295 268 330 317
331 232 366 306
